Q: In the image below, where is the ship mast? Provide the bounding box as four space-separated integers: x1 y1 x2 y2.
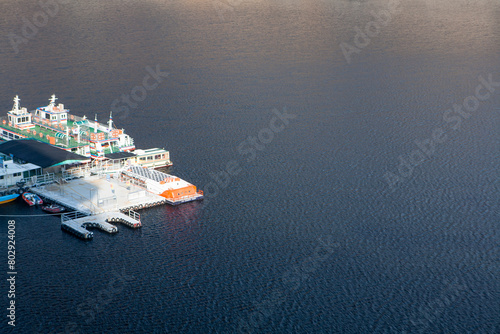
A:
108 111 113 131
94 114 98 133
49 94 57 107
12 95 20 113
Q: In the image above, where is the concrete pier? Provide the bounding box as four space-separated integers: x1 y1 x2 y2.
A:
31 174 166 215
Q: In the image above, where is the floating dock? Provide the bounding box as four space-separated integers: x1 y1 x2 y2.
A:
29 173 166 240
61 211 141 240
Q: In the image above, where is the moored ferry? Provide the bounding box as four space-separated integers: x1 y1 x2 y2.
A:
132 148 172 169
0 95 136 160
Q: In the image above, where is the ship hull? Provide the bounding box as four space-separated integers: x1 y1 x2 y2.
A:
22 192 43 206
0 194 19 205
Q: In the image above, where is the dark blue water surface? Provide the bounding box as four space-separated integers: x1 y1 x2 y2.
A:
0 0 499 333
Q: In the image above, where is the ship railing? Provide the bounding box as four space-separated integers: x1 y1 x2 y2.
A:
126 209 141 222
32 116 69 133
120 171 147 186
90 160 125 176
61 211 88 224
63 166 91 180
31 173 56 187
32 115 92 142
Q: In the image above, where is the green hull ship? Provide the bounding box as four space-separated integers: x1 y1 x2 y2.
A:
0 95 135 159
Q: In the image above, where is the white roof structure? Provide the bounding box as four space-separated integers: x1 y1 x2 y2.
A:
0 160 41 177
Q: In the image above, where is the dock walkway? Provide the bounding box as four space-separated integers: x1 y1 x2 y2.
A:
30 174 167 240
61 211 141 240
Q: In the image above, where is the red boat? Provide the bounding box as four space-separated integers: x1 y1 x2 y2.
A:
22 192 43 206
41 204 65 213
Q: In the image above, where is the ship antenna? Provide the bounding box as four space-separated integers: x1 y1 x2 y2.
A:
13 95 20 112
94 114 98 133
108 111 113 131
49 94 57 106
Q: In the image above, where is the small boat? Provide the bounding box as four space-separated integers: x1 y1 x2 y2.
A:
0 193 19 205
22 192 43 206
41 204 65 213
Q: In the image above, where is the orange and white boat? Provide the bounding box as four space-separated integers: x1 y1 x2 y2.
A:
120 166 203 205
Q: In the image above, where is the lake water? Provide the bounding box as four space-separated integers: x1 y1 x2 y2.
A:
0 0 499 333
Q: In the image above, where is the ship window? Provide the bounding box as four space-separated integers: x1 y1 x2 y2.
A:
162 154 165 158
8 133 13 138
8 116 11 122
61 114 66 119
0 176 3 179
155 155 161 160
45 113 50 120
13 173 21 177
51 115 56 120
139 157 146 161
147 156 153 161
2 131 7 135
